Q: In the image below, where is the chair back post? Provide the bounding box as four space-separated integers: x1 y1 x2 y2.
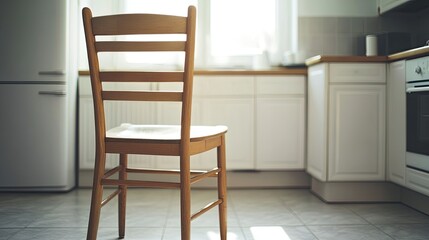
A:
180 6 197 152
82 7 107 156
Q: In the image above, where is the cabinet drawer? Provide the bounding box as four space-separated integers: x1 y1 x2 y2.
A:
194 76 254 96
255 76 305 95
329 63 386 84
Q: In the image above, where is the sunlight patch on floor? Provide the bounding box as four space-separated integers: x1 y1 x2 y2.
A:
250 226 291 240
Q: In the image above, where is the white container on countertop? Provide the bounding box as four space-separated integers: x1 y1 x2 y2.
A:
366 35 378 56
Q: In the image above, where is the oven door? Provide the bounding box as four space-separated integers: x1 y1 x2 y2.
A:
406 84 429 171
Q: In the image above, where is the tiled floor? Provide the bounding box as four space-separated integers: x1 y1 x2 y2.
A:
1 188 429 239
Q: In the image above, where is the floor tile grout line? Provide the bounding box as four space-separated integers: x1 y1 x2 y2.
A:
227 191 250 240
161 189 175 240
282 199 321 240
342 204 374 226
371 224 398 240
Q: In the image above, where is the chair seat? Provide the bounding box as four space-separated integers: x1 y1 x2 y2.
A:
107 123 227 142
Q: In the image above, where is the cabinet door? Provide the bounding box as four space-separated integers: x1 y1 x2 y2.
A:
255 76 306 170
328 85 386 181
256 98 305 169
200 98 255 170
387 60 406 185
307 64 329 181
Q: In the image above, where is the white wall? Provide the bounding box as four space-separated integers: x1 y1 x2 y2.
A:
297 0 378 17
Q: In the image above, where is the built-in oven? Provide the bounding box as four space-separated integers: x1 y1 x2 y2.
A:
406 56 429 173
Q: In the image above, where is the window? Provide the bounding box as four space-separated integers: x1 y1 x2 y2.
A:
209 0 276 57
123 0 196 16
120 0 198 70
199 0 279 68
79 0 295 70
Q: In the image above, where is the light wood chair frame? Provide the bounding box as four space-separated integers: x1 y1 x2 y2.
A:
82 6 227 240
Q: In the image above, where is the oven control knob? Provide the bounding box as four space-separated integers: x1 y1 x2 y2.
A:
415 66 423 74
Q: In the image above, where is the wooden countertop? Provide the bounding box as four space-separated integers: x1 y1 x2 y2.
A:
388 45 429 61
79 67 307 77
305 55 388 66
194 67 306 75
305 46 429 66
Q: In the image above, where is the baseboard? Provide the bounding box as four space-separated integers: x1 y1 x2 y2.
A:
310 177 402 203
401 187 429 215
79 169 312 189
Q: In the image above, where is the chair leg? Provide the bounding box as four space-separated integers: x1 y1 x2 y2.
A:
217 135 227 240
87 152 107 240
118 154 128 239
180 155 191 240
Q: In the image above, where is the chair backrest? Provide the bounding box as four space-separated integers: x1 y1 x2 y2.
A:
82 6 197 146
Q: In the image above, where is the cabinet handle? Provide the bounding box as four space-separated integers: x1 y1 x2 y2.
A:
38 91 67 96
407 86 429 93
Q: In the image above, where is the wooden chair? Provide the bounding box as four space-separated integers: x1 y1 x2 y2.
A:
82 6 227 240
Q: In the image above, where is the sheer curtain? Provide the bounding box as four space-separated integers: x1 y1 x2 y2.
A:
78 0 295 70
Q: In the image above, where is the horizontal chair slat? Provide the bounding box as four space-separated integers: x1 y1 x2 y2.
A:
190 168 220 184
101 189 121 207
126 168 211 176
96 41 186 52
191 200 223 221
99 71 184 82
102 91 183 101
103 166 121 179
101 179 180 189
92 14 187 35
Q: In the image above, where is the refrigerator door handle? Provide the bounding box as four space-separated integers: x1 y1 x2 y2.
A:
38 71 65 76
38 90 67 96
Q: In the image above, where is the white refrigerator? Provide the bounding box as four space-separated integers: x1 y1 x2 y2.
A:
0 0 78 191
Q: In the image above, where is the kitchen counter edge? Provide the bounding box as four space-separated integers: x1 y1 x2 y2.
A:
305 55 388 66
79 67 307 77
306 46 429 67
387 45 429 61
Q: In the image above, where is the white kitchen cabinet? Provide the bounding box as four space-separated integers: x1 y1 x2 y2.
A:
255 76 306 170
307 63 386 181
386 60 406 185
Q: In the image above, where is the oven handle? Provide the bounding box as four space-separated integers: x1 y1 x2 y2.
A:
407 86 429 93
